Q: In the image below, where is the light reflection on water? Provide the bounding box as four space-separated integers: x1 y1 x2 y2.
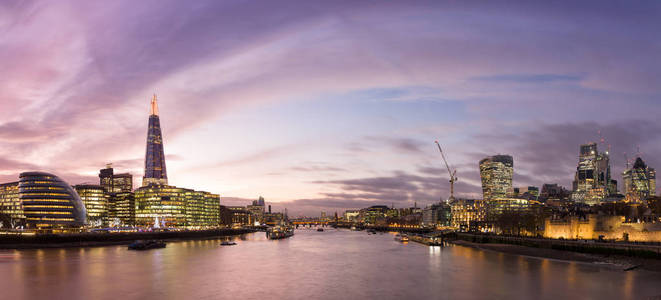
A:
0 229 660 300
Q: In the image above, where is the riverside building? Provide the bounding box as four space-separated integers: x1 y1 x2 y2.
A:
19 172 86 229
134 185 220 228
74 184 109 227
108 192 136 226
0 181 24 226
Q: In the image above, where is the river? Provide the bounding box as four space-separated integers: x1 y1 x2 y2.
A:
1 228 660 299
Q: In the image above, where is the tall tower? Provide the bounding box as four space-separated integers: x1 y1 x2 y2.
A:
622 157 656 202
479 155 513 201
571 142 613 205
143 94 168 186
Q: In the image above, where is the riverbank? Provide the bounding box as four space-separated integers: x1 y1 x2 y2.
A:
0 228 255 249
451 239 661 273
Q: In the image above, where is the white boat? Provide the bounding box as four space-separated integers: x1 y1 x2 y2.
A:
394 234 409 242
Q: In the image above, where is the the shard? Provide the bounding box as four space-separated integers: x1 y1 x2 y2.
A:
142 94 168 186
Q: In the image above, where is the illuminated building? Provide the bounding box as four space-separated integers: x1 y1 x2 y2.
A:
479 155 513 200
622 157 656 202
450 199 487 231
226 206 251 227
264 212 284 226
361 205 390 225
143 94 168 186
0 181 24 226
571 143 616 205
99 164 133 193
108 192 135 226
247 204 265 225
488 197 532 214
422 203 451 227
134 185 220 228
19 172 86 228
343 210 359 222
520 186 539 198
74 184 109 226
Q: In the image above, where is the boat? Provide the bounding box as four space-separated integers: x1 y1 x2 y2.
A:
267 225 295 240
394 234 409 243
128 240 166 250
220 241 237 246
367 229 377 234
317 228 324 232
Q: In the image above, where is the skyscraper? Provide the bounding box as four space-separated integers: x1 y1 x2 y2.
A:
479 155 513 200
99 164 133 193
143 94 168 186
622 157 656 202
571 142 615 205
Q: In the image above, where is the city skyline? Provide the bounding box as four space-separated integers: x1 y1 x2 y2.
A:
1 1 661 216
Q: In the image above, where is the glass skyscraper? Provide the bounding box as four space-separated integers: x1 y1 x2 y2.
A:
479 155 514 201
571 143 615 205
622 157 656 202
143 94 168 186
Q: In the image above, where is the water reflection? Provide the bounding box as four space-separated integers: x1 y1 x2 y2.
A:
0 230 659 300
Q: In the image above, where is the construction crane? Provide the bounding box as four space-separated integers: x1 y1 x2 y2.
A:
435 141 457 203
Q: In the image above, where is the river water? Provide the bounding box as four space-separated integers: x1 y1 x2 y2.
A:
1 229 660 300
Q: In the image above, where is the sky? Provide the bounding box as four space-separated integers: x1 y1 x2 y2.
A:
1 0 660 216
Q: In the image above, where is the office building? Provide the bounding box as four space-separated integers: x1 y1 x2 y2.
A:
74 184 109 226
479 155 513 200
571 143 616 205
99 164 133 193
19 172 86 228
422 203 451 227
134 184 219 228
450 199 487 232
143 94 168 186
108 192 135 226
0 181 24 227
226 206 251 227
623 157 656 202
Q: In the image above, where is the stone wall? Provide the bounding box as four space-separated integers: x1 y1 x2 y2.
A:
543 215 661 242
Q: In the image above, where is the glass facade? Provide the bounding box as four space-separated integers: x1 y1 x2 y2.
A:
19 172 86 228
100 165 133 193
622 157 656 202
479 155 513 201
450 199 487 231
143 95 168 186
0 181 24 226
134 185 219 228
74 184 109 227
571 143 615 205
109 192 136 226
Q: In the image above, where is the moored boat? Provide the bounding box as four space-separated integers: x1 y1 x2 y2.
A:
267 225 295 240
394 234 409 243
128 240 166 250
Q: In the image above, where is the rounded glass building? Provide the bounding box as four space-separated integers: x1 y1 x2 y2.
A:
19 172 87 228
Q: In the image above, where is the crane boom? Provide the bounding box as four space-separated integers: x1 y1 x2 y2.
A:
435 141 457 202
436 141 453 176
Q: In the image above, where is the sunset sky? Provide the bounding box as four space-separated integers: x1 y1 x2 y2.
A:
1 1 660 216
